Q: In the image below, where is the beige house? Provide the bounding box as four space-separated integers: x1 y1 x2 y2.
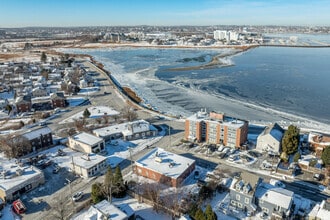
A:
68 132 105 154
71 154 107 178
0 165 45 202
256 123 284 155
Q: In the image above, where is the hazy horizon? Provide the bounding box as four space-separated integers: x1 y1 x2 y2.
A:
1 0 330 28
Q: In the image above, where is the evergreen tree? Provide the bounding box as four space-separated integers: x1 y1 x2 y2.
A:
205 204 217 220
104 167 114 202
321 146 330 166
195 207 206 220
91 182 105 204
188 202 198 217
112 165 126 198
83 108 91 118
114 165 124 186
282 125 299 155
41 51 47 63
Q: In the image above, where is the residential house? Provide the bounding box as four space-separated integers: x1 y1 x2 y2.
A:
32 87 47 97
22 126 53 152
71 154 107 178
71 199 134 220
50 92 67 108
15 95 31 112
185 109 248 148
256 123 285 155
309 199 330 220
308 133 330 158
229 172 262 214
68 132 105 154
135 148 196 188
256 183 294 219
93 120 158 141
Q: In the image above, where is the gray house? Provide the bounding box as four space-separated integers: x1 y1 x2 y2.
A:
256 183 294 219
256 123 285 155
229 172 262 215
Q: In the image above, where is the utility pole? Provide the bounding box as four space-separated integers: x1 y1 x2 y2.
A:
169 121 172 147
128 147 134 174
66 178 74 206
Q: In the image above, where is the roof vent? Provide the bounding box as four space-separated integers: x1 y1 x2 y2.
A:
155 157 162 163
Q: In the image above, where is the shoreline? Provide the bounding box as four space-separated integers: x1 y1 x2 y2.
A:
57 46 330 133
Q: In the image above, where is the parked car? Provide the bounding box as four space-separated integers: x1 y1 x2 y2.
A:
72 191 83 202
269 179 286 188
217 145 225 152
313 173 323 181
53 167 60 174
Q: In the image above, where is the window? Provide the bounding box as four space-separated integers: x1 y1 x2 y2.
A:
245 198 249 204
236 194 240 200
231 200 236 206
237 203 243 208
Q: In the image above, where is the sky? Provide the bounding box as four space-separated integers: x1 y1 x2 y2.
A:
0 0 329 27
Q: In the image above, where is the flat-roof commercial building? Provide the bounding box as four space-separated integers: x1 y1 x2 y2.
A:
0 164 45 202
68 132 105 154
93 120 158 142
71 153 107 178
185 109 248 148
135 148 195 187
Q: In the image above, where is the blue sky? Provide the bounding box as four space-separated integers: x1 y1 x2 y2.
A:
0 0 329 27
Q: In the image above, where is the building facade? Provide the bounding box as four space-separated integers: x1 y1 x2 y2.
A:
185 110 248 148
229 172 262 214
22 126 53 152
15 95 31 112
256 186 294 219
68 132 105 154
93 120 158 142
71 154 107 178
0 165 45 202
256 123 284 155
51 92 67 108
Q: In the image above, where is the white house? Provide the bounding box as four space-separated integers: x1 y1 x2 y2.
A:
71 199 131 220
93 120 158 141
256 123 284 155
71 154 107 178
68 132 105 154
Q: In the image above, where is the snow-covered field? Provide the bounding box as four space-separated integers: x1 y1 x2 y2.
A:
60 106 120 124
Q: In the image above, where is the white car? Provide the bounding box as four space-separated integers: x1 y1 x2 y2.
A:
269 179 286 188
72 191 83 202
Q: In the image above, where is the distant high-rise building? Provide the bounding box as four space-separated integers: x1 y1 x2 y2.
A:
185 109 248 148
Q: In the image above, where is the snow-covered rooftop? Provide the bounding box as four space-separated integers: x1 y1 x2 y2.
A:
256 183 294 209
0 164 43 192
72 153 106 170
71 132 103 146
93 120 156 138
187 110 247 129
135 148 195 179
72 200 127 220
22 126 52 140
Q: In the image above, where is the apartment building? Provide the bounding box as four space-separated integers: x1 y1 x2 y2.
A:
185 110 248 148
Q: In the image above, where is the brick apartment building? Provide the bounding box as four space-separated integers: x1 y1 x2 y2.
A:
185 109 248 148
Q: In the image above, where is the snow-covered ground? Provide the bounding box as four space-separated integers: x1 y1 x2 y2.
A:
60 106 120 124
77 86 100 96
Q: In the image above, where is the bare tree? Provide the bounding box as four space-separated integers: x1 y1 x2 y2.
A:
121 106 138 122
51 194 74 220
73 119 86 132
0 135 32 158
